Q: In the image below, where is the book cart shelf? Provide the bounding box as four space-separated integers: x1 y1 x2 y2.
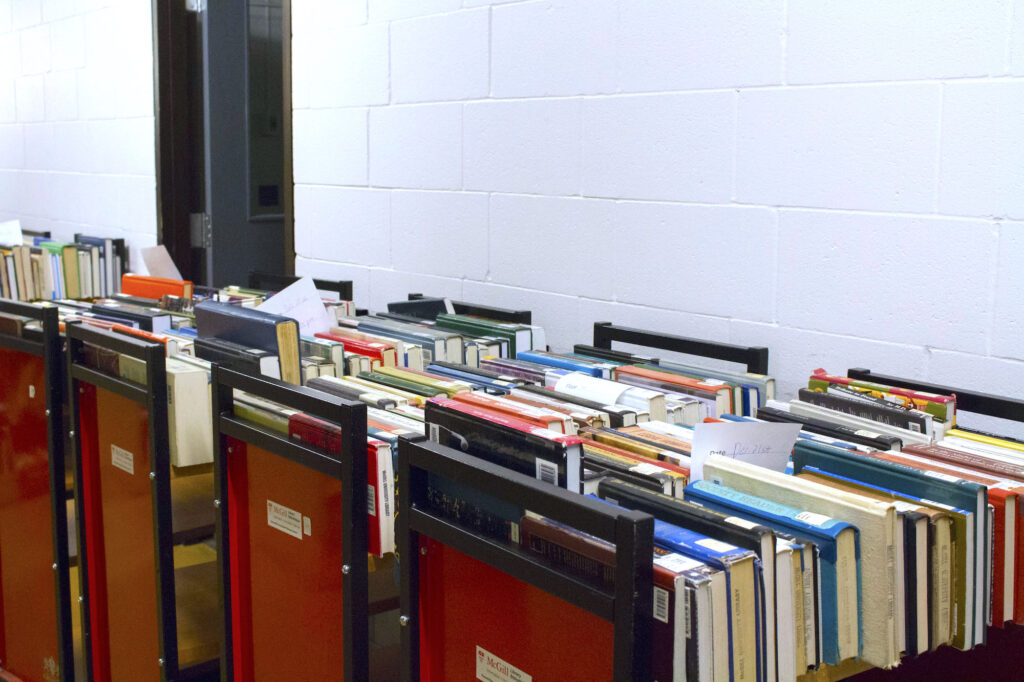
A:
247 271 354 302
0 302 74 681
67 323 219 681
397 436 654 681
400 293 533 325
211 365 370 681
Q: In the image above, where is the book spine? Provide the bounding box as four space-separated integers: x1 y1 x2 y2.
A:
799 388 929 435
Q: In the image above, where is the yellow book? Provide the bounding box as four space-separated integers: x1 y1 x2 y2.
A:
371 366 470 398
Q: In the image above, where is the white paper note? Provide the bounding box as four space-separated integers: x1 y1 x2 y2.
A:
256 276 333 336
141 245 183 280
0 219 23 246
689 420 802 482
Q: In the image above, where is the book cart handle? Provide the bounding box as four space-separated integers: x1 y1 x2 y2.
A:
847 367 1024 423
247 270 354 301
397 437 654 682
210 365 369 681
0 301 74 678
65 321 179 681
405 292 533 325
589 321 771 375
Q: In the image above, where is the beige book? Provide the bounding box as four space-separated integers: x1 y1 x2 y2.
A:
703 455 900 669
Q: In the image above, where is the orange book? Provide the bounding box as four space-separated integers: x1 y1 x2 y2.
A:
121 273 193 300
451 391 571 434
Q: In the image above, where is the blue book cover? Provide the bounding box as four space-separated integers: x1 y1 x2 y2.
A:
686 480 860 665
516 350 608 378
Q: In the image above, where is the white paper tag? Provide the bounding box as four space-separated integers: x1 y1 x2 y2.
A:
892 501 921 513
476 646 532 682
0 219 22 246
924 469 960 483
690 421 802 481
303 516 311 536
726 515 760 530
140 244 183 280
795 510 832 527
854 429 882 438
256 276 334 336
28 384 35 399
111 445 134 475
267 500 303 539
654 552 704 573
696 537 735 553
632 462 666 476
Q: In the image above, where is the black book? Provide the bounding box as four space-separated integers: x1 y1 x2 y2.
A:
194 336 281 380
572 343 660 366
90 301 171 333
305 376 397 409
194 300 302 385
798 387 931 436
756 405 903 451
424 398 582 492
386 296 449 320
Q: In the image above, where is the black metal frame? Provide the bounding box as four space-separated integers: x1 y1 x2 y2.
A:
211 365 369 681
247 270 354 301
398 437 653 682
591 321 770 374
66 322 185 680
847 367 1024 424
0 301 74 679
405 293 533 324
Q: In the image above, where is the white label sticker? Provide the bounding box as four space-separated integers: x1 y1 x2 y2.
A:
303 516 311 536
632 462 666 476
476 646 532 682
696 537 735 553
853 429 882 438
267 500 303 539
367 483 377 517
111 445 134 475
892 501 922 513
429 423 440 442
653 586 670 623
653 552 703 573
795 510 832 527
726 515 760 530
28 384 35 399
535 459 558 485
702 379 727 386
924 469 960 483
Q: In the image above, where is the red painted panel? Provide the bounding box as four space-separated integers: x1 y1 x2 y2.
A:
418 536 616 682
91 387 161 681
0 349 60 682
233 444 345 679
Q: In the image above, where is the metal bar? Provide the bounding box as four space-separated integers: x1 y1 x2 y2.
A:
613 511 653 682
847 367 1024 423
247 270 353 300
215 365 355 424
593 321 770 374
66 322 164 361
340 401 369 682
211 365 234 682
0 298 55 319
398 436 421 682
406 293 532 324
145 343 178 681
407 439 619 541
217 415 345 480
41 305 75 680
0 333 44 355
69 364 149 404
409 509 617 620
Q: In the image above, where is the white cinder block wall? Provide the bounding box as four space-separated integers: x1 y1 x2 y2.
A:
0 0 157 271
291 1 1024 435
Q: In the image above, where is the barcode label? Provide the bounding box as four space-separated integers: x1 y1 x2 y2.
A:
367 483 376 516
908 422 921 433
429 423 440 442
653 587 670 623
535 459 557 485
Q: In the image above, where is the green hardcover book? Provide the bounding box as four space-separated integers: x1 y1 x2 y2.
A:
434 313 533 357
356 371 446 398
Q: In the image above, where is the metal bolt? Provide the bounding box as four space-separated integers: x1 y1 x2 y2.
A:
78 596 83 603
149 472 156 480
158 658 164 667
68 430 75 438
341 564 351 575
420 546 427 555
214 499 221 507
45 408 51 416
227 446 233 453
51 563 57 570
399 615 409 627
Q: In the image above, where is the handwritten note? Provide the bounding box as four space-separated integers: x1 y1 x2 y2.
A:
256 276 333 336
689 421 802 482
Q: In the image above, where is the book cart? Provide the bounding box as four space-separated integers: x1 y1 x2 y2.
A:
66 323 218 682
397 436 655 681
210 365 370 681
0 302 74 681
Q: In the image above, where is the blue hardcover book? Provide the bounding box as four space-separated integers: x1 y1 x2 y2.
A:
792 440 988 648
515 350 611 378
426 364 513 394
686 480 860 665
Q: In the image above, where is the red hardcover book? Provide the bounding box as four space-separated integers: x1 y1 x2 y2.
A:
287 413 394 556
121 273 193 300
429 397 582 446
314 331 396 367
451 391 571 433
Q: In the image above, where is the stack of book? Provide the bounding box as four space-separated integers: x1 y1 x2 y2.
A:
0 232 128 301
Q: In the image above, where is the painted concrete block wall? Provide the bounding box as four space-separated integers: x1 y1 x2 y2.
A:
292 1 1024 435
0 0 156 270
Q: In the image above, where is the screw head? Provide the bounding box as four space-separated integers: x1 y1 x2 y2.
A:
227 446 233 453
68 430 75 438
149 472 156 480
78 596 83 603
420 546 427 555
341 564 351 575
158 658 164 667
399 615 410 627
51 563 57 570
214 499 221 507
45 408 51 416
